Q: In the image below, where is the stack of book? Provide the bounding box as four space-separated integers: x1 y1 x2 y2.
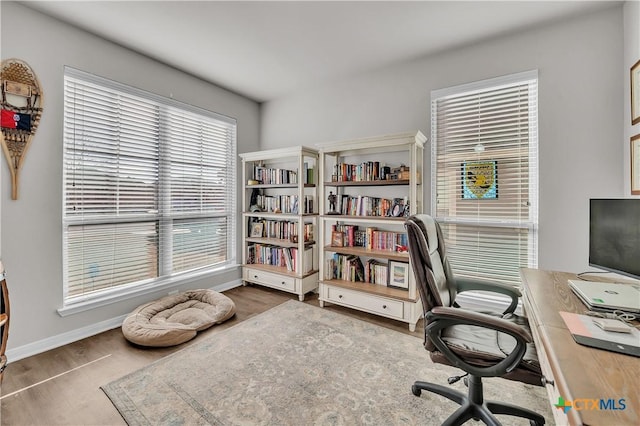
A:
247 244 314 273
331 224 407 252
325 253 389 286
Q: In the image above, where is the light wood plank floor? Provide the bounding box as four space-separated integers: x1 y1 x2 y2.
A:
0 285 423 425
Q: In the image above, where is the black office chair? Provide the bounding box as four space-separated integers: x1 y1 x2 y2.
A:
405 214 545 426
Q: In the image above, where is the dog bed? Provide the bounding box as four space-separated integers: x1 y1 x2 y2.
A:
122 289 236 347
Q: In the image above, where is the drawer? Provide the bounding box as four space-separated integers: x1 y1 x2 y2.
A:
540 352 566 425
528 323 567 425
326 286 404 319
244 267 296 292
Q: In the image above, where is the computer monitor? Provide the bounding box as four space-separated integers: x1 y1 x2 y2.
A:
589 199 640 280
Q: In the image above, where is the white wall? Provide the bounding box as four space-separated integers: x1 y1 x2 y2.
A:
0 2 259 355
625 1 640 196
261 5 624 275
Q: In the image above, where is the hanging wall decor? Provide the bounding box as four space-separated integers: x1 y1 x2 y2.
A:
1 58 43 200
461 160 498 199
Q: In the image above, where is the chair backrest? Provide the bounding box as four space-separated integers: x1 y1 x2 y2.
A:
405 214 457 312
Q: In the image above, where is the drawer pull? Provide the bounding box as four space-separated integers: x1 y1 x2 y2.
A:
338 294 343 299
254 275 258 279
382 305 387 309
541 377 555 387
281 281 285 285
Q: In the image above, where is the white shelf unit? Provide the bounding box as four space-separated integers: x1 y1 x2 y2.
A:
317 131 426 331
240 146 319 301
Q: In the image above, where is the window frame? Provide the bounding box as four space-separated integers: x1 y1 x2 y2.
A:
430 70 539 291
60 67 237 316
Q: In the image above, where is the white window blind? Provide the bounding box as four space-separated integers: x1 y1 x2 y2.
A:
63 67 236 305
431 70 538 286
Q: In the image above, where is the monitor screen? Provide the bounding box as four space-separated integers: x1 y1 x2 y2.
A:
589 199 640 279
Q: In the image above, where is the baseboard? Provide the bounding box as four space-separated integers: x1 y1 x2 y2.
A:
5 314 128 363
6 279 243 363
212 278 243 293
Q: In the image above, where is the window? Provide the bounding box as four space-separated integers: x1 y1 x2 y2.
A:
63 67 236 308
431 70 538 287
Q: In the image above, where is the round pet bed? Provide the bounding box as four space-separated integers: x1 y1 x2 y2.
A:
122 289 236 347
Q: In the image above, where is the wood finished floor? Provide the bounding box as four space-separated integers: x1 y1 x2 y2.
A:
0 285 423 425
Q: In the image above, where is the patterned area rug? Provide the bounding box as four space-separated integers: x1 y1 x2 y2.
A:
102 300 554 425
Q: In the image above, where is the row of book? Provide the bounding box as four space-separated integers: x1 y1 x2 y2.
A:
331 224 408 252
253 163 315 185
332 161 392 182
325 254 391 286
251 219 314 242
247 243 315 273
335 195 406 217
254 166 297 185
255 194 314 214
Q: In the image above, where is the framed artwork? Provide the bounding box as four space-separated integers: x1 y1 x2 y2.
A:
461 160 498 199
331 231 344 247
390 199 406 217
388 260 409 290
632 134 640 195
632 59 640 125
250 222 263 238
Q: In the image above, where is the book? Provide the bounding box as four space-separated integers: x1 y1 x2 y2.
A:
304 247 314 273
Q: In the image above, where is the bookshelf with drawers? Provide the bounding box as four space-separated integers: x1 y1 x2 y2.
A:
317 131 426 331
239 146 319 301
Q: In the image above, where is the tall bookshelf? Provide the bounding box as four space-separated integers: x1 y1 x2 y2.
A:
317 131 426 331
240 146 319 301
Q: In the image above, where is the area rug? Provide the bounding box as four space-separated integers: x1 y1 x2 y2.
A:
102 300 554 425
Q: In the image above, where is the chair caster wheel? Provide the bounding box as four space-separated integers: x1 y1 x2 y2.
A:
411 385 422 397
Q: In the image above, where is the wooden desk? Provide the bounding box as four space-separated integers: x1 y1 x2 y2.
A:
520 268 639 425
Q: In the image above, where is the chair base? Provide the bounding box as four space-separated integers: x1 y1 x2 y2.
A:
412 375 545 426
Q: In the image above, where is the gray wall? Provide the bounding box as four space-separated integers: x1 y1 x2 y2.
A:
1 2 634 358
625 1 640 196
261 5 625 275
1 2 259 354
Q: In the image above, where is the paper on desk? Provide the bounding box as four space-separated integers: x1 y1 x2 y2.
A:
559 311 640 347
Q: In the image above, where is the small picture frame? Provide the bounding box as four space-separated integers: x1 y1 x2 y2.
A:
632 134 640 195
331 231 344 247
250 222 263 238
390 201 405 217
388 260 409 290
632 59 640 125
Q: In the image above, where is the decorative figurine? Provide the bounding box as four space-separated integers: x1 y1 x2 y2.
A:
327 191 339 214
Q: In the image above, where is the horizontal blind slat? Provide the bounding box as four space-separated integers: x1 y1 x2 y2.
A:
63 67 236 304
431 73 538 286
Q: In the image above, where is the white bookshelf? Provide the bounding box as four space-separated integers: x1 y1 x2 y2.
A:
239 146 319 301
317 131 426 331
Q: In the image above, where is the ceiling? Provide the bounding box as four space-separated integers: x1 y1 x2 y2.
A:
22 1 617 103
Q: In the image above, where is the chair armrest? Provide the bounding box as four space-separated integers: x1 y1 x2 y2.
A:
426 306 531 378
456 277 521 314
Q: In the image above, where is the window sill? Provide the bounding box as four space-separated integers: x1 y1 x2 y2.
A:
57 263 241 317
